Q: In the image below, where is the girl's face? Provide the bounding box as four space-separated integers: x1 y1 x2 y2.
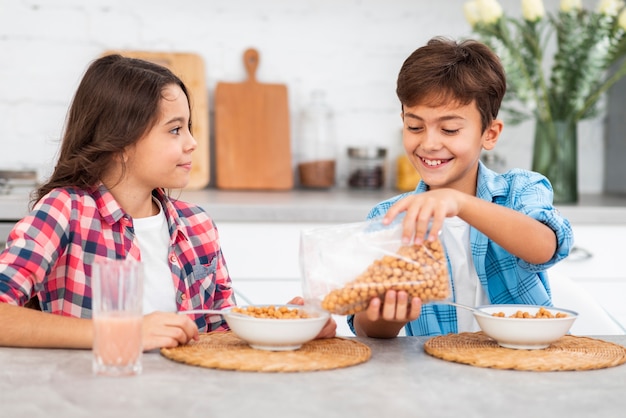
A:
124 84 197 192
401 100 502 194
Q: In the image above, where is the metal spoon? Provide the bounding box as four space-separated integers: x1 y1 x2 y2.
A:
177 309 249 318
438 301 492 316
178 309 227 315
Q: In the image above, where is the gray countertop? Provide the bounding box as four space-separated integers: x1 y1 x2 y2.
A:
1 188 626 224
1 335 626 418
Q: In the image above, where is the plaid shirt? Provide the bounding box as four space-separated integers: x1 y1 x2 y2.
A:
348 161 573 336
0 185 235 332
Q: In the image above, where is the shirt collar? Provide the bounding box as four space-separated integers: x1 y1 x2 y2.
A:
151 188 190 244
92 184 189 243
92 183 126 225
476 160 508 202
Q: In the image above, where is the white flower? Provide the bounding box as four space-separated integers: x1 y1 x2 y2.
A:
465 0 626 124
463 1 482 27
597 0 625 16
619 8 626 30
559 0 582 13
476 0 503 24
522 0 545 22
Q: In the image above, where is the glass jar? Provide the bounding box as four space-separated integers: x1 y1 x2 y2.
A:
296 90 336 188
347 147 387 189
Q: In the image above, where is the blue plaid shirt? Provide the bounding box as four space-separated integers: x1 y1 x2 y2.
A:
348 161 573 336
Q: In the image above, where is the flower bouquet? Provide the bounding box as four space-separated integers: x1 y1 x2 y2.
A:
463 0 626 203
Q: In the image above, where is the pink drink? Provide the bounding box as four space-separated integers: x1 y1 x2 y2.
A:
91 259 143 376
93 313 142 376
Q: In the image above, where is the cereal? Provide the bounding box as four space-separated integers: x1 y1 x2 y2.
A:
321 240 450 315
492 307 568 318
231 305 311 319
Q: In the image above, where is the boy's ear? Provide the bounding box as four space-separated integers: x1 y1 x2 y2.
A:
482 119 503 150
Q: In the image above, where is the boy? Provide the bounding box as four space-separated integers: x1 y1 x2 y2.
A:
350 37 573 338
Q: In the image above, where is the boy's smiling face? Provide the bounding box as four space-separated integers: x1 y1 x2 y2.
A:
401 99 502 195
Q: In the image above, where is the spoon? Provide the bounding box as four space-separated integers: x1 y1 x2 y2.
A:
178 309 227 315
437 301 493 316
177 309 249 317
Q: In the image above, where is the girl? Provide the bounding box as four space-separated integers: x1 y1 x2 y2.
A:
0 55 335 350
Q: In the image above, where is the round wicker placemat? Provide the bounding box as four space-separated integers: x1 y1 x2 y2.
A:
424 332 626 371
160 331 372 372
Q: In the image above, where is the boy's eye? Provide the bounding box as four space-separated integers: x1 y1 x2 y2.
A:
407 125 423 132
442 128 460 134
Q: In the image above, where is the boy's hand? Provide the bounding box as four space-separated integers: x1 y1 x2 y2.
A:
364 290 422 323
383 188 466 245
352 290 422 338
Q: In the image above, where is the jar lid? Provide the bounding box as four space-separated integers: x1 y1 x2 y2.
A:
347 147 387 159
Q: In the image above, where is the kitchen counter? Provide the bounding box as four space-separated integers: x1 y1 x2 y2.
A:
178 189 626 224
1 188 626 224
1 335 625 418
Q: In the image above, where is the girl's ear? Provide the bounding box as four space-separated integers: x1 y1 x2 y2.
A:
482 119 503 150
113 148 130 164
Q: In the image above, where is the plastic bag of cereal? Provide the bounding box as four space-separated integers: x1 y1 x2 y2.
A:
299 215 451 315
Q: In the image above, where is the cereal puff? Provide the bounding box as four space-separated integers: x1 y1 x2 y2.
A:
321 239 450 315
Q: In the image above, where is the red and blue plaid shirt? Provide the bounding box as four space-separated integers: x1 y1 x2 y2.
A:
0 184 235 332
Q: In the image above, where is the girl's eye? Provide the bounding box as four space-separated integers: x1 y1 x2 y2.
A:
170 127 181 135
442 128 460 134
407 125 423 132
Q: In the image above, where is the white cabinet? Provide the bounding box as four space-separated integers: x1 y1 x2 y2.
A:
549 224 626 333
216 222 355 336
550 225 626 280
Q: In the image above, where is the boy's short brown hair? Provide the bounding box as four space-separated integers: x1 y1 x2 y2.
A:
396 36 506 132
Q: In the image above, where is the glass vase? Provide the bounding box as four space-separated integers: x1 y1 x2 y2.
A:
531 118 578 204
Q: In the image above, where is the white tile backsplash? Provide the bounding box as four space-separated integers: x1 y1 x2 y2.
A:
0 0 607 193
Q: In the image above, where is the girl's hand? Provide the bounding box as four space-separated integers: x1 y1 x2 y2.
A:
287 296 337 339
142 311 199 351
383 188 466 245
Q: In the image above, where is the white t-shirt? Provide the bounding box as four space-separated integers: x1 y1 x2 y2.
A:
441 216 489 332
133 199 177 314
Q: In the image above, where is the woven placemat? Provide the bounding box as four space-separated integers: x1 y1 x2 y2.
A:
160 331 372 372
424 332 626 371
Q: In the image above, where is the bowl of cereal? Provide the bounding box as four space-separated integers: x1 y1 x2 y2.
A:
221 305 330 351
472 304 578 350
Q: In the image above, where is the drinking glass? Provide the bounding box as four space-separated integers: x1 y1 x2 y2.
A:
91 259 143 376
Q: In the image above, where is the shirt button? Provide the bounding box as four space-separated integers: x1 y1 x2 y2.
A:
169 254 177 263
181 294 187 301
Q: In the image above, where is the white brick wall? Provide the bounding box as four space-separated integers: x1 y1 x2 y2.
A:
0 0 605 193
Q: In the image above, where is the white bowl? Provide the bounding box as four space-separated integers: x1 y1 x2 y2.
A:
473 304 578 350
222 305 330 351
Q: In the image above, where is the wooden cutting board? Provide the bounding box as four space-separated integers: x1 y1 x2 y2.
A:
102 50 210 190
214 48 293 190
